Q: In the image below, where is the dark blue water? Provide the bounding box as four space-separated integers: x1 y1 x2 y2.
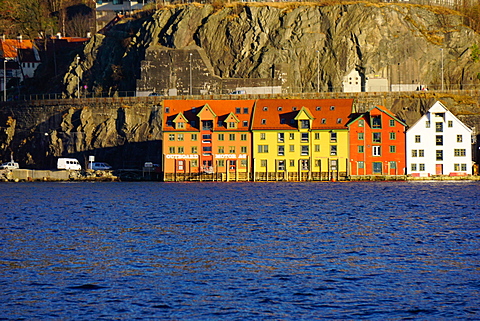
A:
0 181 479 320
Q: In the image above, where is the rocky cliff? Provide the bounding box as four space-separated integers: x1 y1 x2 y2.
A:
64 2 480 96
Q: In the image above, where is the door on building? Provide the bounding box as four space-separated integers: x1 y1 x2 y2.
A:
373 162 382 174
177 160 184 171
435 164 443 175
229 160 236 171
202 160 213 174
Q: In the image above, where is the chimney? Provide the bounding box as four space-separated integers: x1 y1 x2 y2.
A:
56 33 62 39
18 35 22 42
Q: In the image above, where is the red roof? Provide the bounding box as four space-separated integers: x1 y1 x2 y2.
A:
251 99 355 130
0 39 34 59
163 100 256 131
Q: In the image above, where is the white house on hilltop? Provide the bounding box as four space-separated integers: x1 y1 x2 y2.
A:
406 101 472 176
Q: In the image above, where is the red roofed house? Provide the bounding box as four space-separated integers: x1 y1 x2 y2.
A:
162 99 255 181
347 105 407 176
251 99 354 181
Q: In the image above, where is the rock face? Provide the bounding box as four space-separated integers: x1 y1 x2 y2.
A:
63 2 480 96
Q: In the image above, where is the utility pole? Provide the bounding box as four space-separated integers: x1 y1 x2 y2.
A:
317 50 320 93
189 53 192 96
441 48 444 91
76 56 80 98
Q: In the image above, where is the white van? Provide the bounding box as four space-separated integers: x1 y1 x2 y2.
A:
88 162 112 171
57 158 82 170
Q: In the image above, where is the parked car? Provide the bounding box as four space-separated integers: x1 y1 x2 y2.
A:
57 158 82 170
88 162 112 171
0 162 19 169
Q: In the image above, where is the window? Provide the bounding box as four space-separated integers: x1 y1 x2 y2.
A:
373 133 381 143
258 145 269 153
314 145 320 152
289 133 295 140
419 150 424 157
419 164 425 171
241 146 247 153
426 121 430 128
315 160 321 167
243 108 249 114
372 115 381 128
278 145 285 156
165 107 170 113
243 121 248 127
301 145 309 156
390 132 396 140
241 159 247 167
336 118 342 124
277 106 283 111
191 120 196 127
289 160 295 167
461 164 467 171
202 120 213 130
454 149 466 157
203 134 211 140
301 133 309 142
218 120 224 127
177 134 184 141
436 135 443 146
330 159 338 171
358 145 364 153
228 122 236 128
191 146 198 154
229 146 236 153
359 119 364 127
316 106 321 111
289 145 295 152
218 146 225 153
229 133 235 141
330 132 337 143
390 161 397 169
457 135 462 143
321 118 326 124
235 107 241 114
389 146 396 153
436 150 443 161
263 107 268 111
169 147 175 153
358 132 364 140
373 146 381 156
167 120 173 127
330 145 337 156
191 133 197 141
292 107 297 111
436 122 443 132
218 134 224 141
300 120 310 129
412 150 418 157
411 164 417 171
277 160 285 171
280 118 286 124
177 122 184 129
191 159 198 167
261 119 266 125
389 119 395 127
169 134 175 141
218 160 225 167
278 133 284 142
448 120 453 127
260 160 267 167
330 106 335 111
415 135 421 143
358 161 364 169
314 133 320 140
260 133 266 140
178 146 184 154
240 134 247 141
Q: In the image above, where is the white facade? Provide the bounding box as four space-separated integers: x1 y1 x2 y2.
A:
406 101 472 176
342 69 362 92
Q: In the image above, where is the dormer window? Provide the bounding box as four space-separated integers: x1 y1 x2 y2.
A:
316 106 321 111
191 120 196 127
330 106 335 110
300 120 309 129
228 122 236 128
177 122 185 129
165 107 170 113
261 119 266 125
218 120 224 127
280 118 286 124
336 118 342 124
235 107 241 114
192 107 196 113
292 107 297 111
263 107 268 111
167 120 173 127
278 107 283 111
243 108 249 114
202 120 213 130
321 118 326 124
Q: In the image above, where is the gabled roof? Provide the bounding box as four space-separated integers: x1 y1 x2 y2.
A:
0 39 34 59
251 99 354 130
346 105 407 127
172 112 188 123
197 103 217 120
163 100 255 131
408 101 472 132
224 112 240 123
294 107 314 120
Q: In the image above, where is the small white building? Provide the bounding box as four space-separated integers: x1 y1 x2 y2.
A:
406 101 472 176
342 69 362 92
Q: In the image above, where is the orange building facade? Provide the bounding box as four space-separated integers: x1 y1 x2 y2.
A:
347 106 407 176
162 100 255 181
